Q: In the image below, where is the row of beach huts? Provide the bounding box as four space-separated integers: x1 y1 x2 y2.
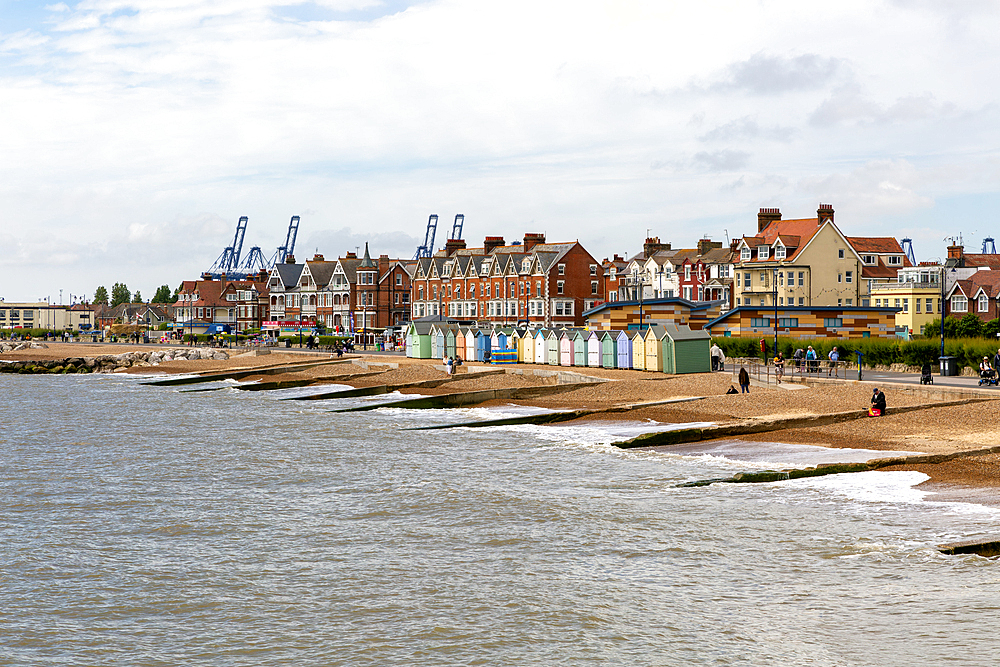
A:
404 320 712 374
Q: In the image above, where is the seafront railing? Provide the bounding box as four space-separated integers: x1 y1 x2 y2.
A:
728 357 851 385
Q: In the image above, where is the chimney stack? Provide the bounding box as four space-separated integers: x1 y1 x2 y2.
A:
285 254 296 264
758 208 781 233
643 237 671 258
312 253 324 262
523 233 545 251
379 254 390 272
445 238 467 256
817 203 834 224
697 238 722 255
483 236 506 254
947 244 964 261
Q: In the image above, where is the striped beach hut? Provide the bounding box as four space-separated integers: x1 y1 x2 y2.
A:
476 329 491 362
587 331 601 367
559 330 574 366
616 330 632 369
406 321 434 359
546 330 560 365
534 329 548 365
517 331 535 364
644 325 667 372
631 329 647 370
661 324 712 374
600 330 618 368
573 330 587 366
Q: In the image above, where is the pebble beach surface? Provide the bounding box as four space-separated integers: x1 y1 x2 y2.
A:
6 343 1000 493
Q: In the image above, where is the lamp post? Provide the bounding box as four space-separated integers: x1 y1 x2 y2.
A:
773 267 779 359
939 264 946 363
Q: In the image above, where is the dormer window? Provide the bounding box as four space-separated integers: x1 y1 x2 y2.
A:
522 259 530 272
862 255 876 264
775 244 786 260
887 255 902 266
741 246 751 262
443 264 451 276
757 246 769 261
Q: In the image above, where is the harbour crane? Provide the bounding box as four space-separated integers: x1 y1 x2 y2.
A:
413 214 439 259
269 216 301 265
900 238 916 266
449 214 464 240
207 216 249 279
983 238 997 254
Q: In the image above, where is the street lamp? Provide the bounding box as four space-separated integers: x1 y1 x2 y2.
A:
773 267 779 359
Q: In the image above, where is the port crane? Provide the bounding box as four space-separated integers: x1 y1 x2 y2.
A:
204 215 301 280
269 216 300 266
449 214 464 240
413 214 439 259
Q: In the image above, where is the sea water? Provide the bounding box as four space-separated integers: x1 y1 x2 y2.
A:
2 373 999 666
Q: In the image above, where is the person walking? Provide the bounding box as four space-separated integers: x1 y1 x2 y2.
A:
992 348 1000 374
773 352 785 384
806 345 817 373
711 343 723 372
827 346 839 377
793 347 804 373
738 366 751 394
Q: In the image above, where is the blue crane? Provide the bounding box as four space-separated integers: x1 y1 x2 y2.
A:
983 238 997 254
206 216 248 279
450 214 464 240
413 214 439 259
269 216 301 265
900 238 916 265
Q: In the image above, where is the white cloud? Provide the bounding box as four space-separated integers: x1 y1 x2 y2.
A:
2 0 1000 297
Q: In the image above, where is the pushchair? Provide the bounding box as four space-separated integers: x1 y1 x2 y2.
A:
919 363 933 385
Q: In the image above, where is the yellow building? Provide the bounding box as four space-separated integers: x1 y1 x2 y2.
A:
733 205 910 310
0 302 96 331
870 266 944 337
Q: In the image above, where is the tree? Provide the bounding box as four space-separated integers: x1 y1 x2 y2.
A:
152 285 173 304
93 285 109 306
132 291 143 303
111 282 131 307
956 313 983 339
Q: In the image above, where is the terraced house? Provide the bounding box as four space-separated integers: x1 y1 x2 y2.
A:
410 233 603 327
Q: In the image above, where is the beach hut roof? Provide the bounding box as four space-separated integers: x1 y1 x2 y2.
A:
663 323 711 341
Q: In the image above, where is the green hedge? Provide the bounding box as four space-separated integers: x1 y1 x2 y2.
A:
713 336 1000 370
0 328 61 338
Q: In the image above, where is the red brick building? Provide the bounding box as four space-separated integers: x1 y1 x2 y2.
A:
175 275 269 334
410 233 604 327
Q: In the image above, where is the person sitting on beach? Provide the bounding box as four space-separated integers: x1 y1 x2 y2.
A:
871 387 886 415
446 357 454 375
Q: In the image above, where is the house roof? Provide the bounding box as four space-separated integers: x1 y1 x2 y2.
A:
739 217 824 262
703 305 901 330
306 260 337 287
582 296 724 317
846 237 905 254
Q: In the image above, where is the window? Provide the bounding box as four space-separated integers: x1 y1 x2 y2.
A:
396 274 402 286
775 245 786 260
418 287 424 300
757 246 769 260
558 264 565 275
915 300 921 313
951 295 967 312
798 272 805 286
979 295 990 313
557 281 564 295
750 318 770 328
824 318 843 328
778 318 798 328
683 286 692 300
743 297 751 305
862 255 876 264
846 299 852 306
590 265 597 276
798 297 805 306
743 272 751 288
875 298 881 307
902 298 908 313
887 256 902 265
838 273 843 283
927 298 934 313
591 281 598 295
778 297 783 306
609 267 617 279
741 246 751 261
779 273 784 286
838 299 843 307
845 271 853 284
838 249 845 259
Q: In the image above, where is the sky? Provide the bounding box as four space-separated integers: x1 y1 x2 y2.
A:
2 0 1000 303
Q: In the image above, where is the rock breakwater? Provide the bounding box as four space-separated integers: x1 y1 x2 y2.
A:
0 347 229 374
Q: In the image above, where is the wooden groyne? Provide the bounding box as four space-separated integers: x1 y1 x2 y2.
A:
938 538 1000 558
179 370 384 393
142 359 351 386
330 382 605 412
612 398 998 450
677 444 1000 488
404 396 708 430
